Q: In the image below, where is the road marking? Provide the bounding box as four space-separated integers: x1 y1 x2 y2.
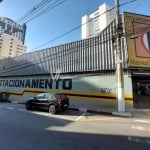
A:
75 112 86 121
79 116 120 122
6 106 14 110
54 116 76 121
50 112 87 122
135 119 150 124
132 125 145 131
19 108 28 112
128 136 150 144
31 111 86 122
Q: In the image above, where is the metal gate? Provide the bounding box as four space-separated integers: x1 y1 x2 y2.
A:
132 75 150 108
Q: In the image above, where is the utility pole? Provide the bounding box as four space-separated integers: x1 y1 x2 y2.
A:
115 0 125 112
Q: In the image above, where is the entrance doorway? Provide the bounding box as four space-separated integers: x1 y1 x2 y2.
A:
132 76 150 108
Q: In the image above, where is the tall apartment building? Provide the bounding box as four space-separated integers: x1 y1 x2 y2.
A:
81 3 115 39
0 33 26 59
0 17 26 59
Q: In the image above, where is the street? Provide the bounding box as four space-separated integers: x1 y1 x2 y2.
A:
0 102 150 150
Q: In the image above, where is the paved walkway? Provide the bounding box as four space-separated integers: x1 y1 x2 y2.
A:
129 108 150 118
69 105 150 118
11 100 150 118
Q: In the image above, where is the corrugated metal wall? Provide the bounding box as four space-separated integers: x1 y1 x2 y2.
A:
0 20 128 77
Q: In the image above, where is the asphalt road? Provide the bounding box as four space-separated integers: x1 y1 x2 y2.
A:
0 102 150 150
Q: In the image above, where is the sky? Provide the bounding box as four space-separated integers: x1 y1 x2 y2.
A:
0 0 150 52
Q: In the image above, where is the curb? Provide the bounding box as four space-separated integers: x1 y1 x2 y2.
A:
11 101 113 115
12 101 132 116
68 107 113 116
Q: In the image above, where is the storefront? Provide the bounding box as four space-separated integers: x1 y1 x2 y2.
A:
131 71 150 108
124 12 150 109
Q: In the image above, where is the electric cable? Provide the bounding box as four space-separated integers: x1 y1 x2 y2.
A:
125 0 142 11
0 25 148 75
0 0 142 74
24 0 66 24
1 19 149 74
30 0 139 51
0 32 114 74
17 0 66 24
17 0 51 23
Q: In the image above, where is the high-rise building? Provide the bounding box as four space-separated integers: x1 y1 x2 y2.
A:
0 17 26 59
0 17 26 43
0 33 26 59
81 3 115 39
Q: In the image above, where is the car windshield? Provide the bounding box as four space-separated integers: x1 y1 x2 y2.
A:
36 93 45 99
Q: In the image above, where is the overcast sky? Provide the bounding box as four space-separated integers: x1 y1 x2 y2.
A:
0 0 149 52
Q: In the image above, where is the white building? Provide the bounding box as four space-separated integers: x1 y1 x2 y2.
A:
81 3 115 39
0 33 26 59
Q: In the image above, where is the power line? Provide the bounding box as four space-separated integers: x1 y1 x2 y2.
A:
1 17 149 74
126 0 142 11
17 0 66 24
31 24 82 51
0 33 114 74
17 0 50 23
30 0 138 51
31 5 115 51
119 0 138 7
0 25 149 75
24 0 66 24
0 0 141 74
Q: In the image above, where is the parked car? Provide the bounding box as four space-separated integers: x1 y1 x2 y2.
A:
25 93 69 114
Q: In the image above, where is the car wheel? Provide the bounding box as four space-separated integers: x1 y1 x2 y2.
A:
26 103 32 110
49 105 56 114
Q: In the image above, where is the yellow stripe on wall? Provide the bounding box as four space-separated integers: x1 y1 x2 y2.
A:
4 88 133 105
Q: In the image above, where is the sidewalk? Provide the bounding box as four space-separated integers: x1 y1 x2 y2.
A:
11 100 150 118
129 108 150 118
69 104 115 116
69 104 150 118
